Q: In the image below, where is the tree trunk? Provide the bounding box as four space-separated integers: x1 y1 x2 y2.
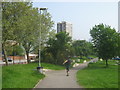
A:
106 59 108 67
26 51 30 63
2 44 8 65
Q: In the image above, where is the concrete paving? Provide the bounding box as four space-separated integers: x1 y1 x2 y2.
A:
1 58 98 88
34 58 98 88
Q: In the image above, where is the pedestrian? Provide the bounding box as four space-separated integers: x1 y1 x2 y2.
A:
63 57 71 76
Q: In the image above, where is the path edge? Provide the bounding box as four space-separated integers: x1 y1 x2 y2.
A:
33 76 45 88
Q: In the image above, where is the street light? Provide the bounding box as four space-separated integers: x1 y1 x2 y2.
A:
40 8 47 10
37 7 48 73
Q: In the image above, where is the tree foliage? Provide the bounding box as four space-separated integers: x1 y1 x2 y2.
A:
72 40 94 57
42 32 72 65
2 2 32 64
90 24 117 66
6 44 25 56
2 2 54 64
117 33 120 57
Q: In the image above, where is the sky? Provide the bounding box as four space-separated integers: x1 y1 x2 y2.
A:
32 2 118 41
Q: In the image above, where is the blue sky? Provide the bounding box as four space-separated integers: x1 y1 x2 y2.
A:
32 2 118 41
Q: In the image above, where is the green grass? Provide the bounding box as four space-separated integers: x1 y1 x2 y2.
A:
41 63 65 70
2 62 64 88
76 60 118 88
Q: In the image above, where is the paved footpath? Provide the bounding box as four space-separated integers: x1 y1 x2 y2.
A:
34 58 98 88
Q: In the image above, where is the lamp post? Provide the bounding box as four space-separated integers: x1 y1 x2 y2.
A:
37 8 47 73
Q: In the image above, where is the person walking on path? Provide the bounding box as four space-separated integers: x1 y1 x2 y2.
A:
63 57 71 76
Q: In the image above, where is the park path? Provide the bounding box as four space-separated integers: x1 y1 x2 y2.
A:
34 58 98 88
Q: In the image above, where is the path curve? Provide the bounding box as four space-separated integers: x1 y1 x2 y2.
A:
34 58 98 88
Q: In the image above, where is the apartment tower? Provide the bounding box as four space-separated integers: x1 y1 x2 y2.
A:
57 21 72 37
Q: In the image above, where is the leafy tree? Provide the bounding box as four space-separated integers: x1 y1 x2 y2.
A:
72 40 93 58
2 2 32 65
6 44 25 56
117 33 120 64
44 32 72 65
118 33 120 57
90 24 117 67
116 33 120 57
15 7 41 63
2 2 54 64
32 12 55 55
0 2 1 87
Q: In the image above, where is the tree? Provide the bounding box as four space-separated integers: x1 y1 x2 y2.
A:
2 2 54 64
90 24 117 67
16 8 54 63
15 7 41 63
44 32 72 65
72 40 93 58
0 2 2 61
117 33 120 64
6 44 25 56
32 12 55 55
2 2 32 65
116 32 120 57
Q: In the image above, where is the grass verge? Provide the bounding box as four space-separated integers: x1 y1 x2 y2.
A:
76 60 118 88
2 62 64 88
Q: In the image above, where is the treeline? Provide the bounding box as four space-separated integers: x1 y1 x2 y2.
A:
41 32 95 65
2 2 95 66
3 2 111 66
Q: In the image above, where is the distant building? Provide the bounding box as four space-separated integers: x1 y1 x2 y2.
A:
25 53 38 60
57 21 72 37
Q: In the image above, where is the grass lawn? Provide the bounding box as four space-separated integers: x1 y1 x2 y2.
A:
76 60 118 88
41 63 65 70
2 62 64 88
